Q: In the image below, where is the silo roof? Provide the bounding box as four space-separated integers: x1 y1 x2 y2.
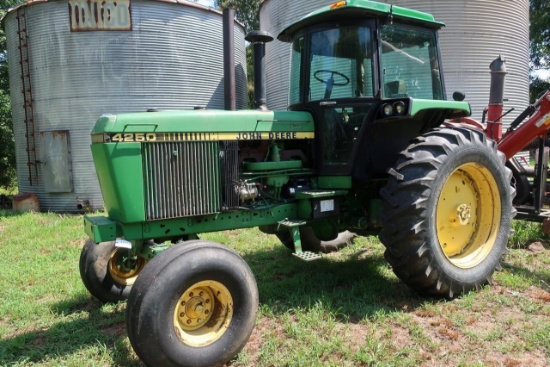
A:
1 0 244 30
278 0 445 42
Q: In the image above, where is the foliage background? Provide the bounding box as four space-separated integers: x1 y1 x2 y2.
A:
530 0 550 101
0 0 20 188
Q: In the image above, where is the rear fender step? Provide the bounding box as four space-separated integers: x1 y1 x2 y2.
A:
278 219 321 261
292 251 322 261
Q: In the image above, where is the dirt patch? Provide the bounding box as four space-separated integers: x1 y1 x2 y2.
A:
238 285 549 366
100 323 126 338
67 239 86 249
240 316 286 365
525 287 550 303
527 241 547 255
0 315 11 331
404 286 550 366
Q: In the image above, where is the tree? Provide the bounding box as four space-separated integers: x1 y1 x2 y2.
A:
530 0 550 71
214 0 259 33
530 74 550 103
530 0 550 102
0 0 22 189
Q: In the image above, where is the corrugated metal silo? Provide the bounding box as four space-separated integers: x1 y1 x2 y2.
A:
3 0 247 212
260 0 530 126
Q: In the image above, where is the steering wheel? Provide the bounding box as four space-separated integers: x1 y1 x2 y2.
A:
314 70 350 86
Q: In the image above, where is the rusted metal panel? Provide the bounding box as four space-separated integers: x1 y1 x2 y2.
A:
12 193 40 212
69 0 132 31
41 130 73 193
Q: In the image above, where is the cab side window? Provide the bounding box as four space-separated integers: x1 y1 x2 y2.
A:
380 24 444 100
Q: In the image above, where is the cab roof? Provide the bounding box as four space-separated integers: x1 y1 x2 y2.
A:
278 0 444 42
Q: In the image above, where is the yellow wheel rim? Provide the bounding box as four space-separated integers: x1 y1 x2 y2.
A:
108 249 146 286
436 163 501 269
174 280 233 347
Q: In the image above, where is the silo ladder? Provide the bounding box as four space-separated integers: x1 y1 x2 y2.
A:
16 7 38 186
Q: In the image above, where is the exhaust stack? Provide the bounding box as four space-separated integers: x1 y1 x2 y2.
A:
487 56 507 140
223 8 236 111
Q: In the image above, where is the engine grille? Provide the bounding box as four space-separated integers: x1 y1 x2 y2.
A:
221 141 240 209
143 142 222 220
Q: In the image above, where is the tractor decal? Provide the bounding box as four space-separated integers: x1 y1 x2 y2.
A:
93 131 315 143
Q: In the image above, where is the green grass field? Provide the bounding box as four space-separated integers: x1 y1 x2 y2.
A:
0 211 549 366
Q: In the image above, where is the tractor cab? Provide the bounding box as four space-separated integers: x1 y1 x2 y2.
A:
279 0 450 177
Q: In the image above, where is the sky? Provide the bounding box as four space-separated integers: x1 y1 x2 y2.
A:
194 0 216 7
536 69 550 80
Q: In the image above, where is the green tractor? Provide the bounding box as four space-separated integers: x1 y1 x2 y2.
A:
81 0 514 365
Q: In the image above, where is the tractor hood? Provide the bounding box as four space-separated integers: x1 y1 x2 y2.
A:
91 109 315 144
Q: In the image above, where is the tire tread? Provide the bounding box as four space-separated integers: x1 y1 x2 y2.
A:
379 126 515 297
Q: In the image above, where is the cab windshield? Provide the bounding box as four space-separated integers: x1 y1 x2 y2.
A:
289 23 445 104
290 25 374 104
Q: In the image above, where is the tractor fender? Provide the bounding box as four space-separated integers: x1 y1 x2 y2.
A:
446 118 486 132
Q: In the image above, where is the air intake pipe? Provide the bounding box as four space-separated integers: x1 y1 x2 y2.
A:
245 30 273 111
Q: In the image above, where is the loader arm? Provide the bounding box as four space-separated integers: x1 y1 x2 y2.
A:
498 90 550 159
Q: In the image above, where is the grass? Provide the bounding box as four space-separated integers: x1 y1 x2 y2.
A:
0 211 549 366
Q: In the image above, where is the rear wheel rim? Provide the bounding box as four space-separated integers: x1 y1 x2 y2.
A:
174 280 233 347
436 163 501 269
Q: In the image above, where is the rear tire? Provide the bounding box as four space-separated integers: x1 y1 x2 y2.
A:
380 126 515 297
275 226 356 253
126 240 258 367
506 159 532 205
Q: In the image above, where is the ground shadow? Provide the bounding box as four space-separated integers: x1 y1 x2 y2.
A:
3 240 537 365
0 209 24 219
0 295 143 366
242 246 433 323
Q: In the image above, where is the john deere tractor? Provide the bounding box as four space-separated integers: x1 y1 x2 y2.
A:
81 1 518 366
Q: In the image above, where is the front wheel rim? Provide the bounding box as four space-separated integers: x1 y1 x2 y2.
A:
436 162 501 269
108 249 146 286
174 280 233 347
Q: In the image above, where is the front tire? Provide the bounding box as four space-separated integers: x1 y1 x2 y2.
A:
380 126 515 297
126 240 258 367
79 239 146 303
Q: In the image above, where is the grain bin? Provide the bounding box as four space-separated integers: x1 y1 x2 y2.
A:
260 0 529 126
3 0 247 211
